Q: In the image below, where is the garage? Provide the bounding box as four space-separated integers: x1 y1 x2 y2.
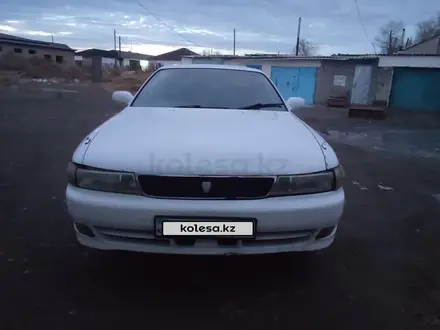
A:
389 67 440 111
191 58 224 65
270 66 317 104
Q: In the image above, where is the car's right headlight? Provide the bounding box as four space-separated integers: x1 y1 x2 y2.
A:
67 162 141 194
269 164 344 196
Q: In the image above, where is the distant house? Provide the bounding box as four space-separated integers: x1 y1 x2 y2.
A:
75 48 152 70
0 33 75 65
398 33 440 55
151 48 199 69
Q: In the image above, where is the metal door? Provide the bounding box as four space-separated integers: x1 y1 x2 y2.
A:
270 66 316 104
350 65 372 104
389 68 440 111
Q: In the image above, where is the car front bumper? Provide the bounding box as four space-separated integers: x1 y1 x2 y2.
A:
66 184 345 255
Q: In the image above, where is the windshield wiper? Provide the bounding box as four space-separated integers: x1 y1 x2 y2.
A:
239 102 285 110
173 105 202 108
173 105 231 109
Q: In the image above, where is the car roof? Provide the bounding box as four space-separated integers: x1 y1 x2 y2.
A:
157 64 262 73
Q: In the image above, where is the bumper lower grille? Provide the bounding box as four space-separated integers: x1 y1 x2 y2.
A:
137 175 275 199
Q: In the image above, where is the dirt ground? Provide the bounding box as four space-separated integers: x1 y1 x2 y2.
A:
1 82 440 330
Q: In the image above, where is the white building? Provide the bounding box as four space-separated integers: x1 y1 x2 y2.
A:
150 48 199 69
75 48 151 70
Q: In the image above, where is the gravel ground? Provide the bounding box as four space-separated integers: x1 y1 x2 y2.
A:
1 83 440 330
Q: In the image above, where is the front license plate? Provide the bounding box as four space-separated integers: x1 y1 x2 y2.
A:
156 220 255 237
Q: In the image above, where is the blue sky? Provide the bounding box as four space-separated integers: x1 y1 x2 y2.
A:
0 0 438 55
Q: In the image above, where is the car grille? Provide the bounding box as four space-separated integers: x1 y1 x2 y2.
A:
137 175 275 199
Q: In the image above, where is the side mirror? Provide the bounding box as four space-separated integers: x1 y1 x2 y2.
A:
286 97 306 111
112 91 133 105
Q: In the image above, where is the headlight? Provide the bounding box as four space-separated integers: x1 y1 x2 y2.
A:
334 164 345 189
67 162 141 194
269 164 344 196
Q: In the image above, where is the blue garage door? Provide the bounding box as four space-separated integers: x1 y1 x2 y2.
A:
390 68 440 111
247 64 262 70
270 66 317 104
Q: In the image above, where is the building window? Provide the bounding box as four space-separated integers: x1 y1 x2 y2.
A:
55 55 63 63
14 48 22 53
44 54 52 61
28 49 36 55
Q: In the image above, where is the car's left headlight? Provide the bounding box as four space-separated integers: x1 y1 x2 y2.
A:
67 162 141 194
269 164 344 196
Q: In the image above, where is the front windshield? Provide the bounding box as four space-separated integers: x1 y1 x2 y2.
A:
131 68 287 111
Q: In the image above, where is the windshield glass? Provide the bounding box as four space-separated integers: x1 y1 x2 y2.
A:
131 68 287 111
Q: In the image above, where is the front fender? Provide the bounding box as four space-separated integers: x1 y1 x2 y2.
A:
307 126 339 169
72 125 103 164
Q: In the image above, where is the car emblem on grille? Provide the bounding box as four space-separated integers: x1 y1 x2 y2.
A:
201 181 212 193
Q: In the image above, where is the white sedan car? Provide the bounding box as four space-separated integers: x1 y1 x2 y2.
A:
66 64 345 255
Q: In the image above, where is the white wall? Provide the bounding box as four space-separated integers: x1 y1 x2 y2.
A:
181 57 322 77
378 56 440 68
222 58 321 77
154 60 182 67
102 57 115 65
122 59 149 69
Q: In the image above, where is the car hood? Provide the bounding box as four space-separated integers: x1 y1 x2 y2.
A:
82 107 328 175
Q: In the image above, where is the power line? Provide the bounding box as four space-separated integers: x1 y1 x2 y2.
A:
134 1 204 48
353 0 377 54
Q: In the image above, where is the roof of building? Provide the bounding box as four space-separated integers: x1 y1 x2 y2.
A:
381 53 440 57
398 32 440 53
182 54 380 61
76 48 152 60
157 64 262 72
0 33 74 52
152 48 199 61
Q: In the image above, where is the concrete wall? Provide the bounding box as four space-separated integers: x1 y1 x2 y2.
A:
223 58 321 77
379 55 440 68
0 43 74 65
399 37 440 55
152 60 182 67
314 61 356 104
314 60 388 105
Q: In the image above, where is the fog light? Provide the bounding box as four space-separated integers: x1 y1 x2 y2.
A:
316 226 336 239
74 223 95 237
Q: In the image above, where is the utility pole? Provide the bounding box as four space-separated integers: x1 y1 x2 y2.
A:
113 29 117 67
295 17 302 56
233 29 236 55
51 34 54 43
118 36 122 67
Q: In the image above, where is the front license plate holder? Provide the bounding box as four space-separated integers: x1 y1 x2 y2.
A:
154 216 256 238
